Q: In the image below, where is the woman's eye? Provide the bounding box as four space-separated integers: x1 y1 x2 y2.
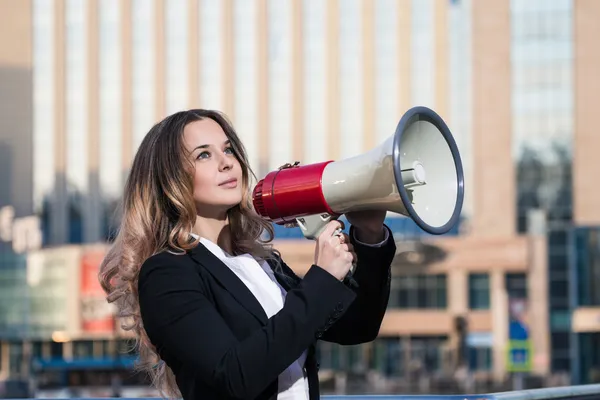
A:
197 151 210 160
224 147 234 155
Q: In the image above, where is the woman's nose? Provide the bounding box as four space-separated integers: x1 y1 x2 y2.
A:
219 155 233 171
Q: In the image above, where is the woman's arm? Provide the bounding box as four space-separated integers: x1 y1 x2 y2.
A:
138 253 356 400
318 224 396 344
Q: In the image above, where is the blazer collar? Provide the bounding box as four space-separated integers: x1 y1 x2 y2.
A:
188 240 269 325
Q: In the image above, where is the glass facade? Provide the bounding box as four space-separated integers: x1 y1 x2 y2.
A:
0 249 29 339
26 251 72 339
573 227 600 384
511 0 574 374
0 248 72 341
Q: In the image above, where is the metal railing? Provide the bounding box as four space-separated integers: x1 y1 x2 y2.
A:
322 384 600 400
4 384 600 400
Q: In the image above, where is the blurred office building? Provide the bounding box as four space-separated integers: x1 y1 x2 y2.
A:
1 0 600 396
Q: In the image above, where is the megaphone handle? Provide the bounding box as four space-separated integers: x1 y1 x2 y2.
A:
332 227 359 288
296 214 360 288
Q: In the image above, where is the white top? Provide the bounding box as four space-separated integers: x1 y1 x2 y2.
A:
192 228 388 399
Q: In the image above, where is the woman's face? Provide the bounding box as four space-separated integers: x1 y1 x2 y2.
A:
183 118 243 217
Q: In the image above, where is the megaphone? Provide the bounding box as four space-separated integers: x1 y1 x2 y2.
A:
252 106 464 240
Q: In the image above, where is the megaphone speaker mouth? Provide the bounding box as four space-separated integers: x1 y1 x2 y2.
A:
392 106 465 235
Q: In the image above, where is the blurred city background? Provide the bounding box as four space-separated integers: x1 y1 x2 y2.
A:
1 0 599 398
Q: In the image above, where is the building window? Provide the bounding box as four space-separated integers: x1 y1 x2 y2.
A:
316 342 366 373
576 228 600 307
550 275 569 309
550 331 571 373
344 344 365 373
369 337 404 377
578 333 600 384
395 274 447 309
468 346 492 371
505 273 528 299
550 310 571 331
50 341 63 358
73 341 94 359
410 336 447 372
468 273 490 309
117 339 137 356
32 341 43 360
9 342 23 375
315 341 340 370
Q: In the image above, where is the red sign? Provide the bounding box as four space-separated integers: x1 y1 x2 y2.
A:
80 250 114 333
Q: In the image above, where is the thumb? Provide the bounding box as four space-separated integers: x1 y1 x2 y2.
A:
321 219 344 238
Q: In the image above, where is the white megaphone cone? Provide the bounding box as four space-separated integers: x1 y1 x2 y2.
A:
252 106 464 240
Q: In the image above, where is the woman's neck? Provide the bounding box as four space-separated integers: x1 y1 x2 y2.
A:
193 214 232 254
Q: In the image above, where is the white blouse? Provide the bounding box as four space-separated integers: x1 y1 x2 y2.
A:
192 228 388 399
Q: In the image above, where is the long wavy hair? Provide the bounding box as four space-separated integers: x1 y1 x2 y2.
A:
98 109 276 398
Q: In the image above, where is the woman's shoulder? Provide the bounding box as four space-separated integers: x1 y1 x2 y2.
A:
139 249 196 282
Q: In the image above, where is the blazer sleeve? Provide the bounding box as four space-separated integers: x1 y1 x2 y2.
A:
319 224 396 344
138 253 357 400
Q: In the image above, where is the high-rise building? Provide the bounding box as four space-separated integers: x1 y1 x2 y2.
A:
0 0 34 218
569 0 600 385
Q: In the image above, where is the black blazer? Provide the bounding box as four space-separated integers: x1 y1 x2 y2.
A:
138 225 396 400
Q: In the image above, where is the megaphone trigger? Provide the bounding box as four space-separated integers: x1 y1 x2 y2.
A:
295 213 335 241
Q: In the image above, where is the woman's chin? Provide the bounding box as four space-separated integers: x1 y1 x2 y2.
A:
195 198 242 218
225 202 241 211
222 197 243 210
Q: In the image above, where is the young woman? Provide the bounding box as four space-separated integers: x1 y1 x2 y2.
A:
99 109 396 400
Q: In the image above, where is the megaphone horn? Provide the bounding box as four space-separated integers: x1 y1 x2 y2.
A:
252 106 465 239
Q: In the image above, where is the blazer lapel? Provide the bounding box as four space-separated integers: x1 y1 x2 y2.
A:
188 242 269 325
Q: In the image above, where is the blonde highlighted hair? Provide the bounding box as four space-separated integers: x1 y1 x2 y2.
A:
99 110 275 398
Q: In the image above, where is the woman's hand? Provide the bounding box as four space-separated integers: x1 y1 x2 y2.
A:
314 220 357 281
345 210 387 244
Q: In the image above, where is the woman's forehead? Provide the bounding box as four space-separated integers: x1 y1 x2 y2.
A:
183 119 228 148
